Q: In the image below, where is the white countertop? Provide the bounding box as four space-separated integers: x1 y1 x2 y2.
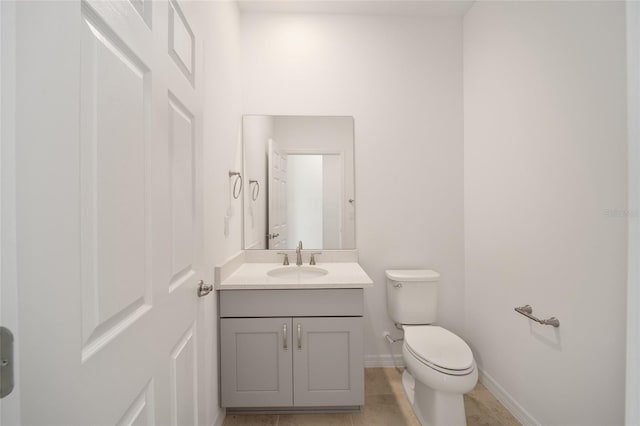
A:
216 262 374 290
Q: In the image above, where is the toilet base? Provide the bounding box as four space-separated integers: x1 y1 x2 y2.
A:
402 370 416 405
402 370 467 426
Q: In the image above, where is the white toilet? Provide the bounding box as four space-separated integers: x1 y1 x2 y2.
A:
385 269 477 426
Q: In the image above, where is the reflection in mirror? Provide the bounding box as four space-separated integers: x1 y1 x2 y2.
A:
242 116 355 250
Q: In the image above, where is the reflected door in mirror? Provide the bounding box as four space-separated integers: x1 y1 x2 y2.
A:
268 139 288 249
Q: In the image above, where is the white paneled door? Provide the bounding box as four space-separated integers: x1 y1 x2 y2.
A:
14 1 206 424
267 139 288 249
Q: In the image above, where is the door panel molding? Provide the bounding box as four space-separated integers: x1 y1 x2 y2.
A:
168 91 196 293
168 0 194 86
170 323 198 426
79 3 153 362
117 379 155 426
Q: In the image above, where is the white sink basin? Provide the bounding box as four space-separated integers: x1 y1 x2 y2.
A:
267 266 329 279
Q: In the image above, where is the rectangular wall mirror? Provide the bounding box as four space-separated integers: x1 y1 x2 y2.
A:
242 115 355 250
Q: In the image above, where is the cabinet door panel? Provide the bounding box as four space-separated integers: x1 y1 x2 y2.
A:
293 317 364 406
221 318 293 407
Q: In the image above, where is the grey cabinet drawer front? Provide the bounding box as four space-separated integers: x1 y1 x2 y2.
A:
220 289 364 317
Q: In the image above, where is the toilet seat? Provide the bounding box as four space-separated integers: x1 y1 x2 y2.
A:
403 326 475 376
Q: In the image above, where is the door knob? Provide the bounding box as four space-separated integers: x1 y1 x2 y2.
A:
197 280 213 297
0 327 14 398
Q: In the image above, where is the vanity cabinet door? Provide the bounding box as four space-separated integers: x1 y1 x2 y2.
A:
220 318 293 407
293 317 364 407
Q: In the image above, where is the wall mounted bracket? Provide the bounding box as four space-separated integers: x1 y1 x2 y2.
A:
514 305 560 327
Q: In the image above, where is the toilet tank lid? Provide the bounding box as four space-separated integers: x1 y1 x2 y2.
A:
385 269 440 282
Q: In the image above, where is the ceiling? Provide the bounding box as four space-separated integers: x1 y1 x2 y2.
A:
237 0 475 17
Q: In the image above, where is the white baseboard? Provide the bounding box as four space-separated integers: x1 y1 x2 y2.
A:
364 354 404 368
212 408 226 426
478 368 540 426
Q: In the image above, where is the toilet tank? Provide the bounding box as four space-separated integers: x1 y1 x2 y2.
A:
385 269 440 325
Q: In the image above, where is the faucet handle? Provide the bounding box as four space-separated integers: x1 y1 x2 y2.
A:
309 252 322 265
277 252 290 266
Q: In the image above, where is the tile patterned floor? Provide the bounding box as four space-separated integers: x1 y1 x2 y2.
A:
223 368 521 426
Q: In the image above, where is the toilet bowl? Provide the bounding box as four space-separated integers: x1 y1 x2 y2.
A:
401 325 478 426
385 269 477 426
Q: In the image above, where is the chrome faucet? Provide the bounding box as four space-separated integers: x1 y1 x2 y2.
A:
296 241 303 266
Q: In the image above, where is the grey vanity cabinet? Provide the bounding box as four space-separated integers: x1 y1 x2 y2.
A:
220 317 293 408
292 316 363 407
219 289 364 409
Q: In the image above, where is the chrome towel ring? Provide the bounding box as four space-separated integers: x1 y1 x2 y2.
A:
229 171 243 199
249 180 260 201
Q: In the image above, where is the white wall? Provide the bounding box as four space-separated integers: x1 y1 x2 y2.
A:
241 13 464 362
202 2 242 424
464 2 627 425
